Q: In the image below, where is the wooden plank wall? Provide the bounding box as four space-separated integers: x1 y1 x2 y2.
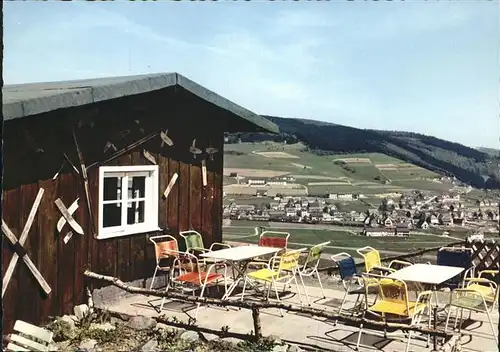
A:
1 139 223 332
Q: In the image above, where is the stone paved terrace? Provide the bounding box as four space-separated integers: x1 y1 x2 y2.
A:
96 279 499 352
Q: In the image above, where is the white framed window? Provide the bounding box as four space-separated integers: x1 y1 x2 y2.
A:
97 165 159 239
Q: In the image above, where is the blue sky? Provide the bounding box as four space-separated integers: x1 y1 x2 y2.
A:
4 2 499 148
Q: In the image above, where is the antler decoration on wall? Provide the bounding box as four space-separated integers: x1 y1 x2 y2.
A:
205 146 219 162
189 139 202 159
103 141 118 154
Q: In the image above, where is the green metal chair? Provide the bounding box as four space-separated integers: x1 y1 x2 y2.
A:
296 241 331 305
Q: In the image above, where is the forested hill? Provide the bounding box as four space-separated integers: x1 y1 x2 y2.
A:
225 115 500 189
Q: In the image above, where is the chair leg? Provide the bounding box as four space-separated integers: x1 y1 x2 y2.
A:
159 284 170 313
405 330 413 352
484 304 499 343
150 267 159 290
334 291 350 326
444 305 453 335
194 281 211 321
240 277 248 302
293 275 304 305
355 323 364 351
294 273 311 305
272 279 284 317
426 306 431 348
316 269 326 299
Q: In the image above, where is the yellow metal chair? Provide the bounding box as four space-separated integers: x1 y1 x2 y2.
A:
355 277 433 352
465 270 499 313
444 288 498 344
240 249 305 316
357 246 412 275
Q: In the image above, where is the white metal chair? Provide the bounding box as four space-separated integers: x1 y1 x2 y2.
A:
6 320 54 352
296 241 330 305
444 288 498 344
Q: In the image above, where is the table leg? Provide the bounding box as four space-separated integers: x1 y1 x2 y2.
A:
222 260 265 300
222 261 249 300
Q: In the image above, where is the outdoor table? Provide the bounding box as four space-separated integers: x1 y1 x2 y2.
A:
200 245 282 300
388 263 465 349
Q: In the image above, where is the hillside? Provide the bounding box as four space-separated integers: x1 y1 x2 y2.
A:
226 116 500 189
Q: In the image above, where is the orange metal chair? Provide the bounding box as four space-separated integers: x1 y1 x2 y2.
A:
149 234 179 289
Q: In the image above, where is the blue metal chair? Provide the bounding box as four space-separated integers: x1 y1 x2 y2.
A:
331 253 372 320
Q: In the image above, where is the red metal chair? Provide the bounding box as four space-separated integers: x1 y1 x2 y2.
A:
252 230 291 264
258 231 290 249
163 250 228 320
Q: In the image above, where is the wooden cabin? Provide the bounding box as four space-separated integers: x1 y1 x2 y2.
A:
1 73 278 332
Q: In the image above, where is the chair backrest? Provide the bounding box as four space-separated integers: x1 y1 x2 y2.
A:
180 230 205 251
304 241 330 270
7 320 53 352
170 249 199 274
437 247 474 285
275 249 302 273
437 247 473 268
209 242 231 251
331 252 358 280
357 246 381 273
149 235 178 263
377 278 410 315
259 231 290 249
449 289 486 311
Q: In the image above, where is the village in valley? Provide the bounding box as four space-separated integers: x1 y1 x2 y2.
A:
222 142 500 251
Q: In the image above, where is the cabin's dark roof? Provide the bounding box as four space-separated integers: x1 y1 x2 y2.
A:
2 72 279 133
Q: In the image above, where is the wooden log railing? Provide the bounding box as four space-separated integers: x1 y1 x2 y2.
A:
84 270 454 342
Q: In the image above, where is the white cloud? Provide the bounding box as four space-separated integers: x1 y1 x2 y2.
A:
272 8 338 28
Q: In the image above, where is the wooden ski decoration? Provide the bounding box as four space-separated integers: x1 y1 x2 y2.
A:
163 173 178 199
63 231 74 244
143 149 157 165
55 198 84 235
2 221 52 296
160 129 173 147
2 188 45 297
57 198 79 233
202 159 208 187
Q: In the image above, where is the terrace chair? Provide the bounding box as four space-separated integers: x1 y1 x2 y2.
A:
436 246 475 290
252 230 291 263
354 277 433 352
259 231 290 249
180 230 211 256
464 270 499 313
6 320 54 352
296 241 331 305
356 246 413 275
179 230 225 260
444 287 498 344
241 249 304 316
149 234 180 289
331 252 378 320
164 250 228 321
